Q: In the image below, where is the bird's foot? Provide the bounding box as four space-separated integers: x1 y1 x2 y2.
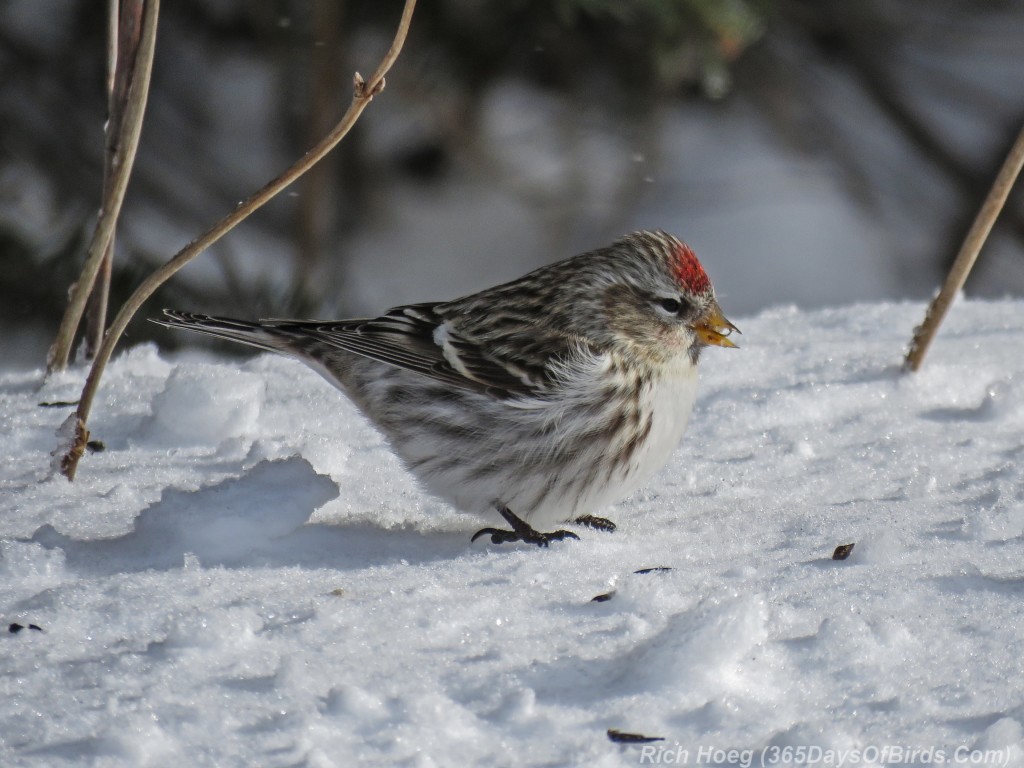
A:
574 515 616 532
471 505 580 547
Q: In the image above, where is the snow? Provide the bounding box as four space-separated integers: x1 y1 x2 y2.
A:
3 300 1024 767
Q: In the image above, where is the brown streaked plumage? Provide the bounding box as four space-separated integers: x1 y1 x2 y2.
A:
152 230 738 546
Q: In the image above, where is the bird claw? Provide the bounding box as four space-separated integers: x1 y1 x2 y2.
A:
470 505 580 547
470 527 579 547
527 529 579 547
470 527 519 544
574 515 617 532
470 525 579 547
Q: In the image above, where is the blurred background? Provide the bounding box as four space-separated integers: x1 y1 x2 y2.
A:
2 0 1023 368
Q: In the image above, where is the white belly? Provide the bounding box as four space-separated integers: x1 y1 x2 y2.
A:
510 357 700 529
354 350 702 531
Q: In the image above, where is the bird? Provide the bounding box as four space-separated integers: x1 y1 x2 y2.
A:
152 230 738 546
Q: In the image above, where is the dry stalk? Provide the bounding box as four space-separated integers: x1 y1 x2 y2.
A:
58 0 419 480
86 0 147 359
47 0 158 375
904 124 1024 372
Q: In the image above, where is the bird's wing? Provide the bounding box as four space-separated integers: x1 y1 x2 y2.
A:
264 303 578 400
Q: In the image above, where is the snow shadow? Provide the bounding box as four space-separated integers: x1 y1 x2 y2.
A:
523 593 768 711
26 457 467 575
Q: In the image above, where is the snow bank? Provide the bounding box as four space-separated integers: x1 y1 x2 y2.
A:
143 363 265 446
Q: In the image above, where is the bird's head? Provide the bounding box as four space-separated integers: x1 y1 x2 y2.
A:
595 231 739 365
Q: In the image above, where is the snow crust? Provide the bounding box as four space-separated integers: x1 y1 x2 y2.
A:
3 301 1024 767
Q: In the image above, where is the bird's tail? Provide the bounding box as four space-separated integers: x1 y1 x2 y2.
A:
152 310 296 355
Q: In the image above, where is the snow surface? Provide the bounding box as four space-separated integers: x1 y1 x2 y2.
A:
3 301 1024 767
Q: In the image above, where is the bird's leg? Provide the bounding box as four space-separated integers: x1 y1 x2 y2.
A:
573 515 617 532
471 504 580 547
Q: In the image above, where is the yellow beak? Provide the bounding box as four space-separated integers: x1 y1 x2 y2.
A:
693 301 740 349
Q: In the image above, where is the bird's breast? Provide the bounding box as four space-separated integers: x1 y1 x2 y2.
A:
626 358 701 482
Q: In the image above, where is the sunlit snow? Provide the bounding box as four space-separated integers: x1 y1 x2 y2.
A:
2 301 1024 767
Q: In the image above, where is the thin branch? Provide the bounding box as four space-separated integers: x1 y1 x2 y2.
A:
106 0 118 96
86 0 121 362
58 0 419 480
904 123 1024 372
47 0 158 374
86 0 146 360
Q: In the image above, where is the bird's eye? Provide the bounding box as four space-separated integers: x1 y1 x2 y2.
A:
658 298 682 314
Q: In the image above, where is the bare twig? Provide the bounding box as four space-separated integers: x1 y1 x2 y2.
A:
86 0 147 359
106 0 119 96
904 124 1024 372
47 0 158 374
58 0 419 479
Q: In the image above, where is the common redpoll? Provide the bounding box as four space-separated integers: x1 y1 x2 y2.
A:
153 230 738 546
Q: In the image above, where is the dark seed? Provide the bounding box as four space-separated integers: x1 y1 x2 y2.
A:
591 592 615 603
86 440 106 453
832 543 855 560
607 728 665 744
634 567 673 575
9 623 43 633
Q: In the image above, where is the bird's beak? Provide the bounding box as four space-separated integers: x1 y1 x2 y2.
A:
693 301 740 349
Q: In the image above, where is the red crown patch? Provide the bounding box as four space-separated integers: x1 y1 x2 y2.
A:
671 241 711 294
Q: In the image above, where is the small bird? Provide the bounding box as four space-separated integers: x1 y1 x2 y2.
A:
153 230 738 546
